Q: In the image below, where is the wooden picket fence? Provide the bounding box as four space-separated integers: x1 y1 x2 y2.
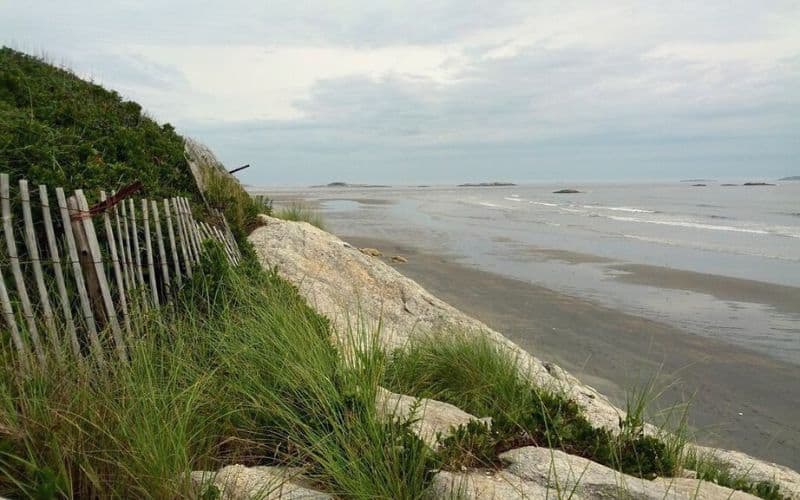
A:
0 172 241 369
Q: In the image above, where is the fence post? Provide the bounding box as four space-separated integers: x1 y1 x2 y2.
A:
56 187 104 366
142 200 159 307
68 195 105 327
101 191 131 336
128 199 148 307
75 190 127 363
163 199 183 285
20 180 60 359
152 201 171 296
39 185 82 360
0 265 29 369
1 174 46 366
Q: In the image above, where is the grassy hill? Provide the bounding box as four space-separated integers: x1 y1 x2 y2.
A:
0 47 196 201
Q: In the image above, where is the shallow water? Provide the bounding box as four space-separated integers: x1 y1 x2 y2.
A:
260 182 800 365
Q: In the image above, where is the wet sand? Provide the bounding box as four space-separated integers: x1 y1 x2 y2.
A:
345 235 800 470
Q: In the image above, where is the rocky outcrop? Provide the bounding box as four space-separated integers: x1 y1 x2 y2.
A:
190 465 330 499
247 216 800 498
375 387 491 448
248 216 623 432
432 447 758 499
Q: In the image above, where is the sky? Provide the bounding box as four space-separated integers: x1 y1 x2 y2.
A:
2 1 799 186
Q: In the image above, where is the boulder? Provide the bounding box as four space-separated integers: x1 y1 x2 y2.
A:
391 255 408 263
553 189 581 194
375 387 490 448
190 465 330 499
359 247 382 257
247 216 800 497
429 470 551 499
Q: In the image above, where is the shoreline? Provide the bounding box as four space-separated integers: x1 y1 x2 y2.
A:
344 235 800 470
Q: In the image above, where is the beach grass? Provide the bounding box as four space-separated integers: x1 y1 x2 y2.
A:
0 244 435 498
274 202 326 230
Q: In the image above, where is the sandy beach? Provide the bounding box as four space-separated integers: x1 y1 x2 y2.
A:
345 235 800 470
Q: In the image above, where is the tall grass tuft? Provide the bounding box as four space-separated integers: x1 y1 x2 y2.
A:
383 331 681 478
0 243 436 498
274 202 325 230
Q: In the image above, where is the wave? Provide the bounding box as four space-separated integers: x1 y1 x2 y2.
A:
531 201 559 207
585 205 655 213
504 197 526 202
478 201 506 209
607 215 771 235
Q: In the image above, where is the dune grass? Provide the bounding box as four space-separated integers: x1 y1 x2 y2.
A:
0 244 436 498
383 332 680 477
274 202 325 230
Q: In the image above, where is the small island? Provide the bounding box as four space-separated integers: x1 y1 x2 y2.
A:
692 184 707 187
743 182 776 186
458 182 517 187
311 182 390 188
553 189 581 194
779 176 800 181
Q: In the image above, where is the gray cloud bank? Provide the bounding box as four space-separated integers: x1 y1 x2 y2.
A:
3 1 799 185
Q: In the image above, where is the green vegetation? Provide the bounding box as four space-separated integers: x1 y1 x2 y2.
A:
0 47 197 202
203 166 271 241
383 332 678 478
686 452 788 500
0 244 436 498
275 202 325 230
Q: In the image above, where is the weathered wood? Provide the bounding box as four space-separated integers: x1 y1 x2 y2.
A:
101 191 130 336
56 187 104 366
1 174 46 365
151 200 170 295
142 200 159 307
20 180 59 357
76 190 127 362
120 198 137 292
113 192 133 294
181 198 203 260
0 265 29 369
214 224 238 264
173 198 195 264
128 199 148 307
171 198 193 277
69 195 105 326
163 199 183 285
39 185 81 360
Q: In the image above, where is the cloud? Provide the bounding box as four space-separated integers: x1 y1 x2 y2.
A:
2 0 799 183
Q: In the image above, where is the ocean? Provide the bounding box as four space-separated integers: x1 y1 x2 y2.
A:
262 182 800 366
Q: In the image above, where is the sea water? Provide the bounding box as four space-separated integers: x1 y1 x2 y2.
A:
261 182 800 364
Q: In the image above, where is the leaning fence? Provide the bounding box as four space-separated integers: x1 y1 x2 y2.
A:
0 172 241 370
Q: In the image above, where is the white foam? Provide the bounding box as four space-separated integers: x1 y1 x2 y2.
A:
504 197 525 202
585 205 655 213
478 201 505 209
608 215 770 235
531 201 559 207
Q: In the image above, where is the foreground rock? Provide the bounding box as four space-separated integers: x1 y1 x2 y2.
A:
191 465 330 499
375 387 490 448
248 216 800 498
432 447 758 499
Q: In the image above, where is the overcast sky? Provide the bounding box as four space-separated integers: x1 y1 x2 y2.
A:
3 1 799 185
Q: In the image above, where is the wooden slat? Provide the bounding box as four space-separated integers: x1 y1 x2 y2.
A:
141 200 159 307
0 265 29 369
151 200 170 295
214 225 238 265
19 180 60 358
39 185 81 360
101 191 130 335
113 192 133 294
1 174 46 365
120 198 137 292
171 198 193 278
56 187 104 366
163 199 183 285
181 198 203 260
128 199 148 307
76 190 127 362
